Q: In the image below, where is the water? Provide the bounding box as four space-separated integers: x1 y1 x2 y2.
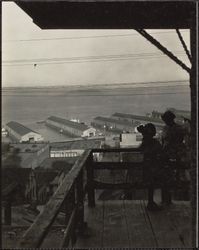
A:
2 85 190 142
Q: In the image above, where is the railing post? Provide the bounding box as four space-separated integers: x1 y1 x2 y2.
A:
4 199 12 225
76 169 86 234
86 152 95 207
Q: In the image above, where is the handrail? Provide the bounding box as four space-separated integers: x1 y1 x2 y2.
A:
18 149 91 248
16 147 190 248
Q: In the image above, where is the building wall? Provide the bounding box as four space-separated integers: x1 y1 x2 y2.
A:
21 132 43 142
50 149 84 158
82 127 96 137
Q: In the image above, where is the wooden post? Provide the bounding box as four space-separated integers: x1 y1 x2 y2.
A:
190 24 197 247
4 199 12 225
86 153 95 207
76 170 86 234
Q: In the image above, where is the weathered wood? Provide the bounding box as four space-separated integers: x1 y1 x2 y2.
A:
124 200 157 247
2 182 18 197
94 180 149 190
75 201 104 248
76 170 85 232
60 208 77 248
92 148 141 153
164 201 192 247
142 200 185 248
18 150 91 248
86 154 95 207
4 200 12 226
93 162 142 169
103 200 129 247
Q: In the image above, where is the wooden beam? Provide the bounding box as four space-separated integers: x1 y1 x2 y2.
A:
136 29 191 74
18 150 91 248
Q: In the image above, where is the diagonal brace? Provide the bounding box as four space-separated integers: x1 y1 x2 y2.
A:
176 29 192 63
136 29 191 74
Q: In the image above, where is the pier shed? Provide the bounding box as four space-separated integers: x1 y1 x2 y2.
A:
6 121 43 143
46 116 96 138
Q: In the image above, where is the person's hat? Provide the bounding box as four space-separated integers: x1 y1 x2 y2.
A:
161 110 176 122
137 123 156 137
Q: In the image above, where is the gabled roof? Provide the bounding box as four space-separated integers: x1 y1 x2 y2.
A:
6 121 38 136
93 116 133 126
112 113 164 125
47 116 89 131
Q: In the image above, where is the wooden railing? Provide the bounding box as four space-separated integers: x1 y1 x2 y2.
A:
17 147 190 248
18 149 92 248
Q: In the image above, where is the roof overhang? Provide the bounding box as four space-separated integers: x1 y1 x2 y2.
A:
15 1 195 29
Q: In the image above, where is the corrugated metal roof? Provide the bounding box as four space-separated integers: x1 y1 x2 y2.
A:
112 113 164 124
47 116 89 131
6 121 38 136
93 116 133 126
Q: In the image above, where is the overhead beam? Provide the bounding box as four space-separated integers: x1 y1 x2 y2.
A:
136 29 191 74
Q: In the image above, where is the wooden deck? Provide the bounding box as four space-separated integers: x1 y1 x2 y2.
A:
76 200 192 248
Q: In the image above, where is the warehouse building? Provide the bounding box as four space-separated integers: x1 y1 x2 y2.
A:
91 116 135 133
50 138 102 158
111 113 164 131
6 121 43 142
46 116 96 137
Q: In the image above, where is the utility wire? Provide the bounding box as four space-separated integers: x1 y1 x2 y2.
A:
2 52 187 67
1 91 189 97
3 51 185 64
3 30 189 42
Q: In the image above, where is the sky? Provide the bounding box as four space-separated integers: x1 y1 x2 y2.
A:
2 2 191 88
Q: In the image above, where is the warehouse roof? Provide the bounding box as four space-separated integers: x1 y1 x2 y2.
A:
6 121 38 136
47 116 90 131
93 116 133 127
112 113 164 125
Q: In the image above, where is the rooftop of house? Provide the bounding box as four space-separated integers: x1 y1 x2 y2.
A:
47 116 90 131
50 138 102 150
6 121 38 136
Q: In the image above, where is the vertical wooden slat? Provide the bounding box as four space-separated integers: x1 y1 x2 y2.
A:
87 153 95 207
190 22 197 247
76 170 85 234
4 199 12 225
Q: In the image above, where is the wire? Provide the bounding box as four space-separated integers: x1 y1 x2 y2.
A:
2 52 187 67
3 51 185 63
3 30 189 43
1 91 189 97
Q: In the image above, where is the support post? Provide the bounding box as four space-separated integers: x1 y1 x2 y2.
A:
190 26 197 247
86 153 95 207
4 199 12 225
76 170 86 234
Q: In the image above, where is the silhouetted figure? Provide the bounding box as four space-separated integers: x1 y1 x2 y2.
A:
161 110 185 205
137 123 163 211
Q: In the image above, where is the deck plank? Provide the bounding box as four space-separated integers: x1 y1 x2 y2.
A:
142 200 187 248
103 200 129 247
75 201 104 248
165 201 192 247
124 200 157 247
